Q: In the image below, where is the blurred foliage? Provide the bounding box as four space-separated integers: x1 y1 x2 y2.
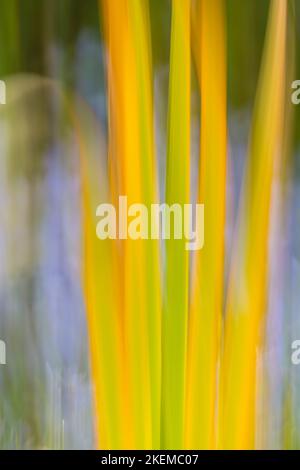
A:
0 0 299 450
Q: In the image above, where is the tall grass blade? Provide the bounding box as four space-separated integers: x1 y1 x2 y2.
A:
185 0 227 450
101 0 161 449
218 0 287 449
161 0 190 450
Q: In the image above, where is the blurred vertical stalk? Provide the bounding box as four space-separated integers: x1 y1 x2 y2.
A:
129 0 162 448
218 0 287 449
185 0 227 450
161 0 190 449
80 137 126 449
100 0 161 449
